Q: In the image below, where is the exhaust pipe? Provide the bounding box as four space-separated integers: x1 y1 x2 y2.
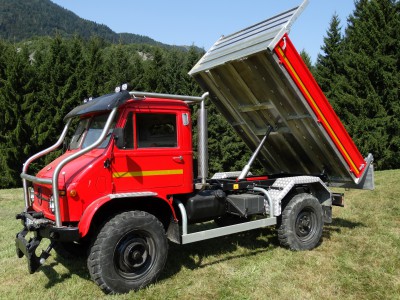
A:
197 97 208 185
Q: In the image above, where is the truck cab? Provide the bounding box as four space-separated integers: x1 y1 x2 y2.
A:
23 90 197 232
16 89 208 291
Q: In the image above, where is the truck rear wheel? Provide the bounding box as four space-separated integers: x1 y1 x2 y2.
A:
87 211 168 294
277 193 323 250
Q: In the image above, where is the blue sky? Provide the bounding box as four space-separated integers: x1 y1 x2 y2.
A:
51 0 355 63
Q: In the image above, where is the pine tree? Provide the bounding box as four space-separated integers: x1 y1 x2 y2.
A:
181 46 204 96
84 37 108 96
300 49 314 73
0 45 38 187
33 37 76 146
144 48 167 93
164 49 185 94
103 43 136 92
0 41 11 141
63 36 87 109
333 0 399 169
130 52 146 91
315 13 344 108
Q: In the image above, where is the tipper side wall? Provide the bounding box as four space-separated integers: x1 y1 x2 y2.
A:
274 34 366 179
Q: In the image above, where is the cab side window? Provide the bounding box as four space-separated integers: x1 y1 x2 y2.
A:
136 113 177 148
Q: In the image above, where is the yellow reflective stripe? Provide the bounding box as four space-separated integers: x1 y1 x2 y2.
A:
113 169 183 178
276 47 360 176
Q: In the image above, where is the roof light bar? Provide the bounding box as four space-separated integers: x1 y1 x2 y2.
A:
115 83 129 93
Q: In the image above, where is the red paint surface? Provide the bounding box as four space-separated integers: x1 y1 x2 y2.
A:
274 34 366 178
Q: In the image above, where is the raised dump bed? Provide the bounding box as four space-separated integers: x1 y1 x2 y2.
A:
189 0 373 189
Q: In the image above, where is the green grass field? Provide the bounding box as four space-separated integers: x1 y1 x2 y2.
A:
1 170 399 299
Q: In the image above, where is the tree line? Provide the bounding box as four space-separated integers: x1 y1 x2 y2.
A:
0 0 398 188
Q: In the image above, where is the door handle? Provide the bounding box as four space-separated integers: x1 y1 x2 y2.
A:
173 156 183 163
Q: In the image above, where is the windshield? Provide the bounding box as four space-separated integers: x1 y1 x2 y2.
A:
69 114 115 150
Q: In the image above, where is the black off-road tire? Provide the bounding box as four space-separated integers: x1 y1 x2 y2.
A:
87 211 168 294
278 193 323 251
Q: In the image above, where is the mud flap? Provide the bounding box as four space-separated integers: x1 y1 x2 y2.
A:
322 206 332 224
166 219 180 244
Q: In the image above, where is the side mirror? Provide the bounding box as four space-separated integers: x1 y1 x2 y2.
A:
113 128 125 149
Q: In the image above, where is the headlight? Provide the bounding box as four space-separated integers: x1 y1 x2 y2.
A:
49 196 55 213
29 187 35 204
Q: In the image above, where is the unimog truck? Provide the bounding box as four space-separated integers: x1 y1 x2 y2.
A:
16 1 374 294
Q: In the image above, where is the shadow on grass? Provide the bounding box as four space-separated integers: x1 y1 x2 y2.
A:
41 262 72 288
159 226 279 281
323 217 366 239
161 217 367 281
39 217 364 288
37 227 279 289
40 256 90 289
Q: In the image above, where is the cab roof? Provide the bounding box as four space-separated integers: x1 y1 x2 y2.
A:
64 91 131 121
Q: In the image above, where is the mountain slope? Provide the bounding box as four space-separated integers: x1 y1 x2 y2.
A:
0 0 166 46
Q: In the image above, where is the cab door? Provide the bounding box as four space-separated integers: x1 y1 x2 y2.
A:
111 108 193 195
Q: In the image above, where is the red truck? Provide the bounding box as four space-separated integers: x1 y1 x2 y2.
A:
15 1 374 294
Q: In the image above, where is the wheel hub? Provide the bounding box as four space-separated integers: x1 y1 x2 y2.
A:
296 211 313 237
115 234 153 278
123 239 148 269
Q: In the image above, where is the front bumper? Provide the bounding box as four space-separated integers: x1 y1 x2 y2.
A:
15 210 80 273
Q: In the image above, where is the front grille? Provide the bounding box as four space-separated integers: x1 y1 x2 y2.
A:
33 184 53 212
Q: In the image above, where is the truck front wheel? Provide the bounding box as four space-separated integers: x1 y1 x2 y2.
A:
277 193 323 250
87 211 168 294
